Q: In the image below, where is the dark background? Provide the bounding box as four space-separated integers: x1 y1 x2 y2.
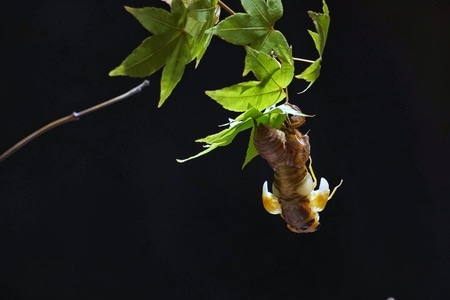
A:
1 0 449 299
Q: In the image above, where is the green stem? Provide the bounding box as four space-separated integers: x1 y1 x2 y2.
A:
0 80 150 163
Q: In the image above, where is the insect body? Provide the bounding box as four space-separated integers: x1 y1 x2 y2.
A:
253 107 342 233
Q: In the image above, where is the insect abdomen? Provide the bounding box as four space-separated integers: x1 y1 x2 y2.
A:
272 165 313 201
253 124 288 170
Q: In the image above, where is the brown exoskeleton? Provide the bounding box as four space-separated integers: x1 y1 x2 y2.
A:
253 105 342 233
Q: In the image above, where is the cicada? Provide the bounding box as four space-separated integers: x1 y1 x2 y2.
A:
253 105 342 233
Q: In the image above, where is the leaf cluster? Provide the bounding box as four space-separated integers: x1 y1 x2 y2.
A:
110 0 220 106
109 0 330 167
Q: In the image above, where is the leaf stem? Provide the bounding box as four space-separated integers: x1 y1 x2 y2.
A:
293 57 315 64
218 1 235 15
0 80 150 163
285 87 290 103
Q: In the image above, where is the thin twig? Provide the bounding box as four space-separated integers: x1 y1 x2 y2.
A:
0 80 150 163
293 57 316 64
218 0 235 15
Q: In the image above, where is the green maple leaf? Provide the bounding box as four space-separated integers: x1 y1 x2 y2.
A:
176 107 263 164
109 0 219 107
186 0 220 66
307 0 330 57
205 47 294 112
207 0 291 63
207 0 281 44
295 0 330 90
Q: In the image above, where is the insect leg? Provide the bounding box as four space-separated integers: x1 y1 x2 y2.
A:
307 156 318 189
328 179 344 200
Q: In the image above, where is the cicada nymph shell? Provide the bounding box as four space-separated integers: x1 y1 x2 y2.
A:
253 106 342 233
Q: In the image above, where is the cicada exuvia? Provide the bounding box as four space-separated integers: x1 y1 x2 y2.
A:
253 105 342 233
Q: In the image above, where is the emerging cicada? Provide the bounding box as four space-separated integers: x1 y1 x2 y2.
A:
253 105 342 233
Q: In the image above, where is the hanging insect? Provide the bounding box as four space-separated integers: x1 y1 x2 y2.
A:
253 104 342 233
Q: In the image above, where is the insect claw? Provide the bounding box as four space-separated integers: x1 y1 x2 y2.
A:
318 177 329 191
262 181 281 215
309 177 331 212
309 178 343 212
329 179 343 200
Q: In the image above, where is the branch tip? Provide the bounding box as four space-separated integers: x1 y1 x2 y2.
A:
0 80 151 163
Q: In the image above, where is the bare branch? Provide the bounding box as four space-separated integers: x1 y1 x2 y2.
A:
293 57 315 64
0 80 150 163
218 1 235 15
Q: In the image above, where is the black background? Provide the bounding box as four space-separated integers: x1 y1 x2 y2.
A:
1 0 449 299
